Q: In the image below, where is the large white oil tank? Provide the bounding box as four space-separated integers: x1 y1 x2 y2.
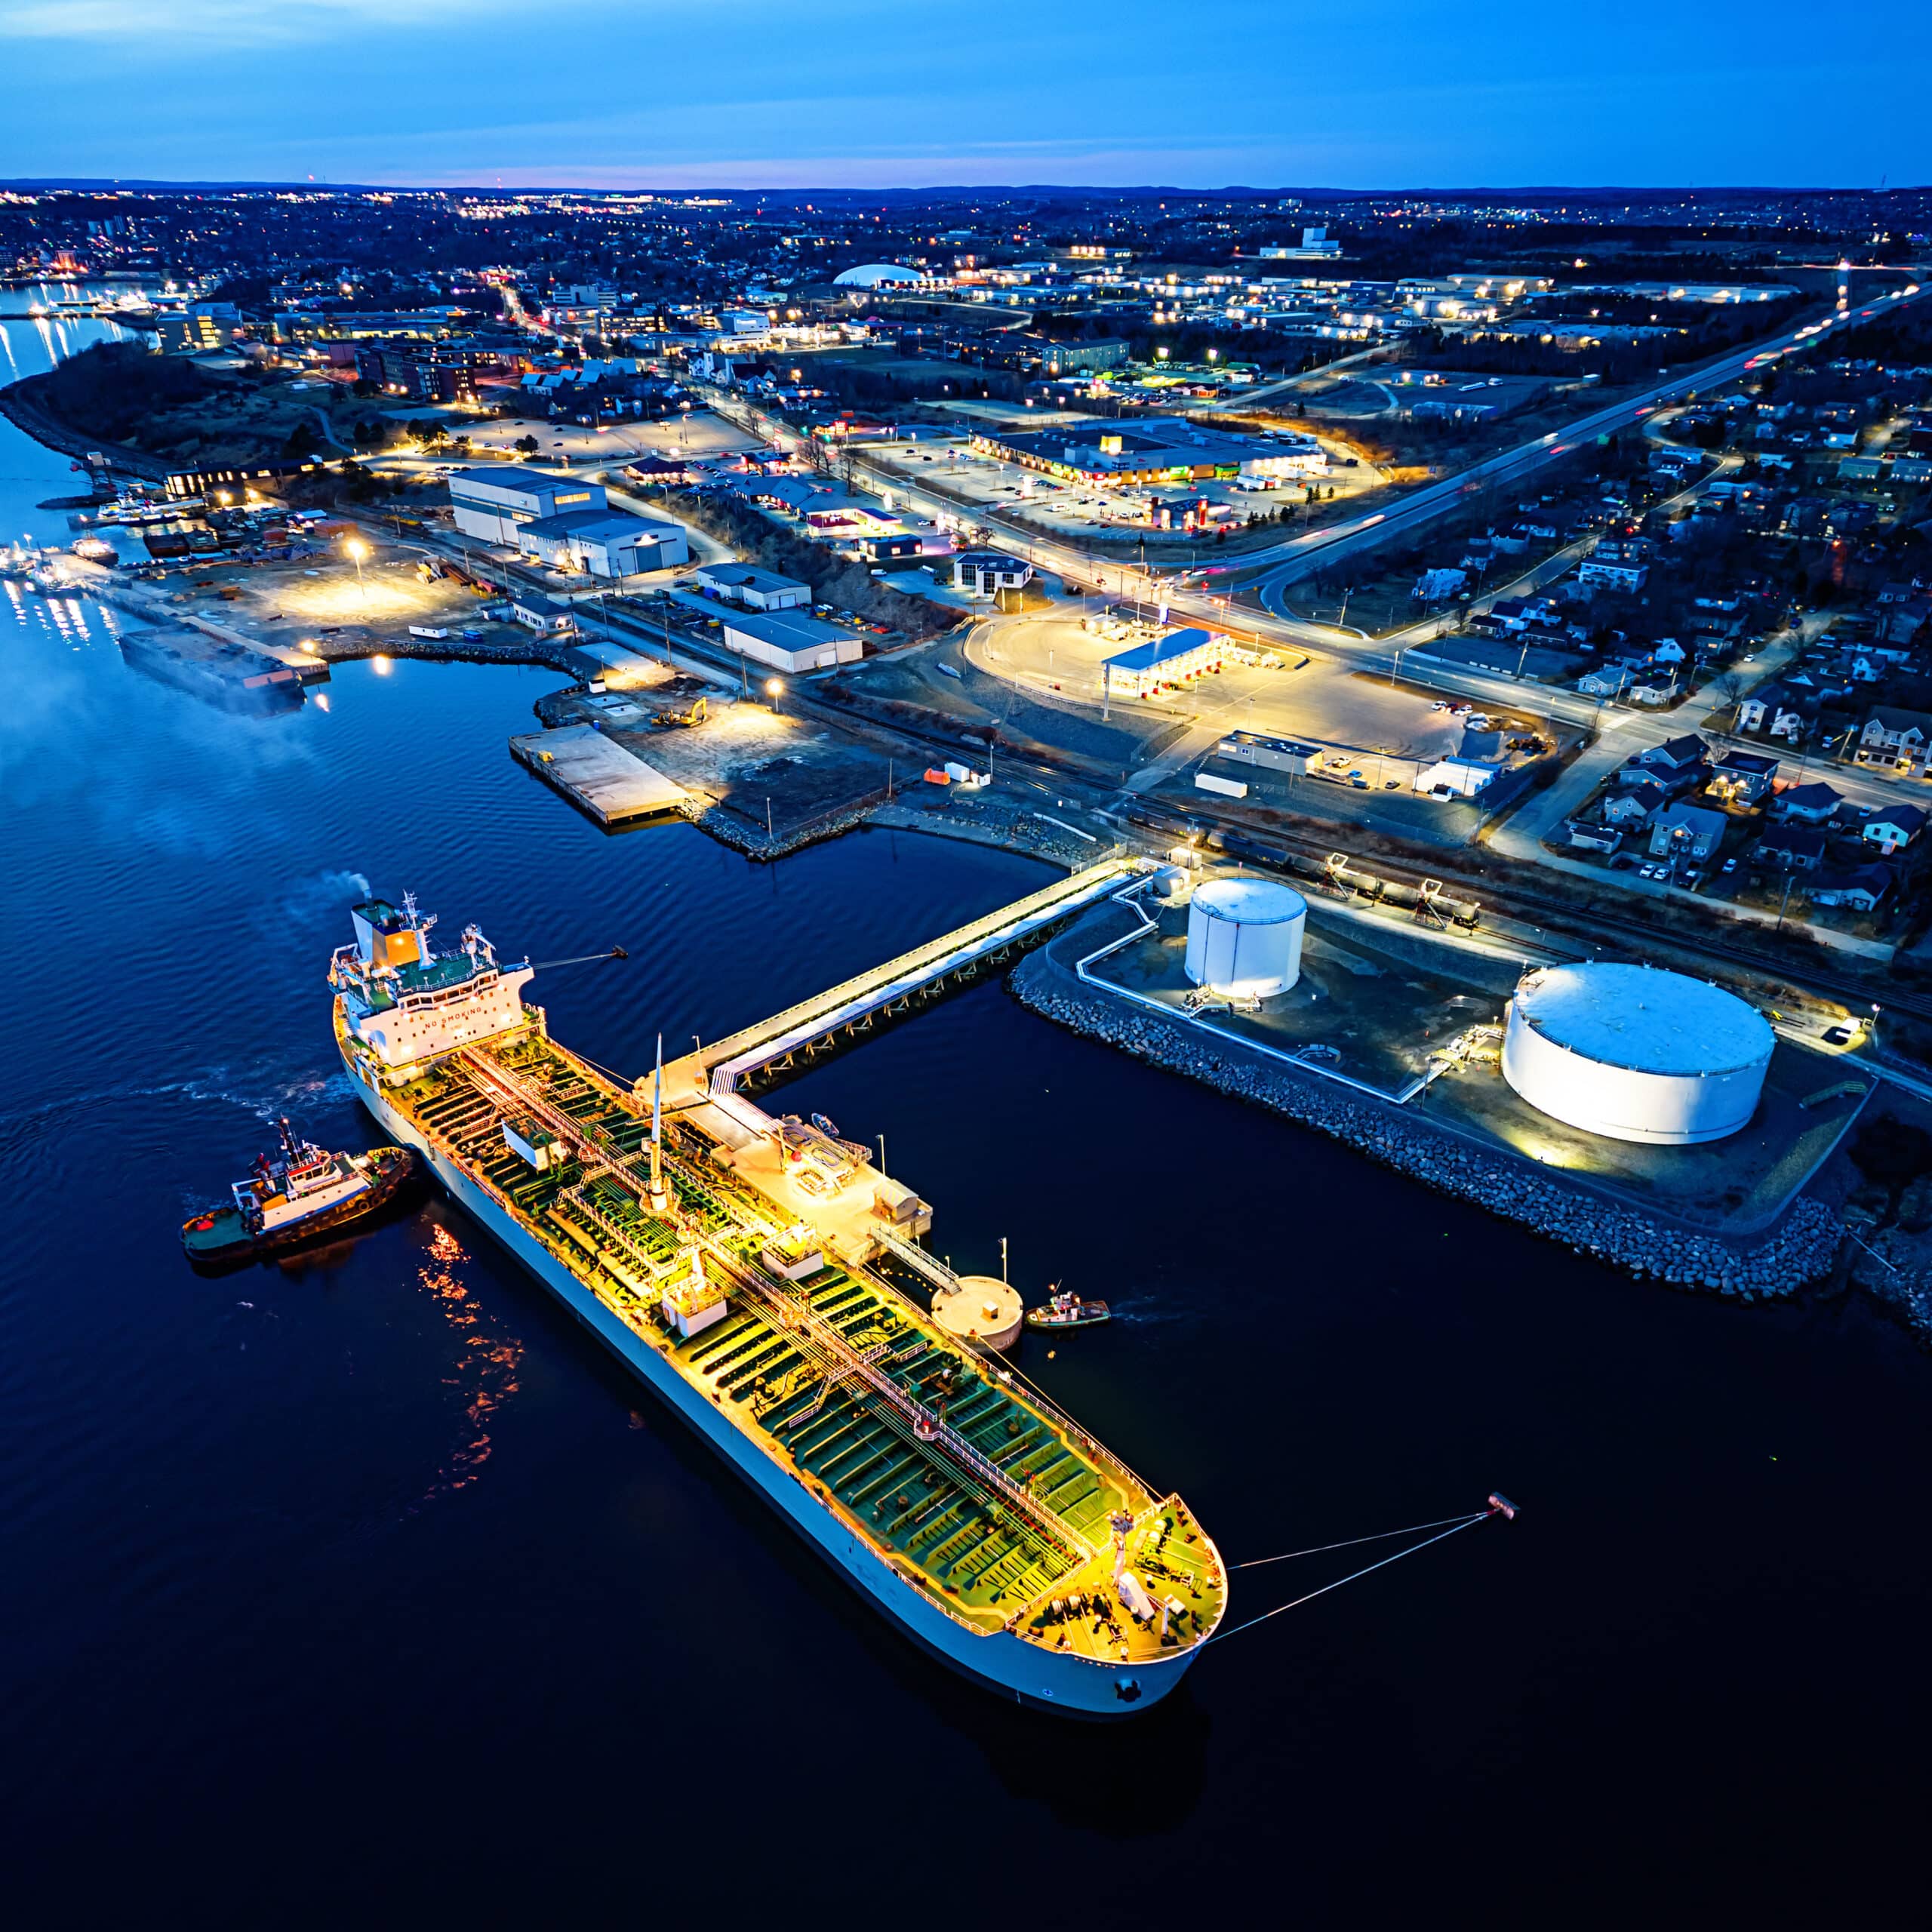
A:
1503 962 1774 1146
1184 876 1306 998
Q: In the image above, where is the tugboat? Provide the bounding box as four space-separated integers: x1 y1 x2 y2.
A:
181 1118 417 1267
1024 1284 1112 1331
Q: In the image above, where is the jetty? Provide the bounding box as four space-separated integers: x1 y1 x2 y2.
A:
509 724 690 825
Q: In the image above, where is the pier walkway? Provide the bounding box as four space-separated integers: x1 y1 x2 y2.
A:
664 858 1140 1103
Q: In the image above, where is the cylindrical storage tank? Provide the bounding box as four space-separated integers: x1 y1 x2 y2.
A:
1502 963 1774 1146
1184 877 1306 998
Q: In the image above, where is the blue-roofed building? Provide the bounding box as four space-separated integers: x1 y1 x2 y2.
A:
1102 626 1225 699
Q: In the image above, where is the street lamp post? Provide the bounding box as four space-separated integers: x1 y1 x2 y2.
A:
346 536 368 603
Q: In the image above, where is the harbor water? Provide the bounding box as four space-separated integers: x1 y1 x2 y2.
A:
2 306 1930 1924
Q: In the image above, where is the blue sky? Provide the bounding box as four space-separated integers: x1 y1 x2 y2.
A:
0 1 1925 189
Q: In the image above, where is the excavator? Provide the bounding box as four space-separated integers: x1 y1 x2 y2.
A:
649 694 708 730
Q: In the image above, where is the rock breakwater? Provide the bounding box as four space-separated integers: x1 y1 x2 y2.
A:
1011 951 1843 1300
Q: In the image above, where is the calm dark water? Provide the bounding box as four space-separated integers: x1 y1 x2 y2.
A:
2 346 1929 1927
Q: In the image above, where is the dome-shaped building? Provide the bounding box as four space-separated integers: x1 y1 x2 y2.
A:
833 263 925 288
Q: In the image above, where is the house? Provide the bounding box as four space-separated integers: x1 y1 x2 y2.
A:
1810 865 1892 912
1648 801 1727 863
1863 804 1927 854
1878 594 1931 648
1648 637 1687 666
691 564 813 611
1621 735 1708 791
1774 780 1843 823
1564 820 1622 854
1707 751 1779 806
1754 826 1828 870
1737 686 1808 742
1578 556 1648 593
1603 780 1669 826
1856 706 1932 774
1578 666 1633 698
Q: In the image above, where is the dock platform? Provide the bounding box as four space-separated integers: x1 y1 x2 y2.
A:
510 724 689 825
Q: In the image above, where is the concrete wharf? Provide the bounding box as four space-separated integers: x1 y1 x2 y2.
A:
663 858 1139 1106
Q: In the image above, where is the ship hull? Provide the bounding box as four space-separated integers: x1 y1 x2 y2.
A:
182 1146 420 1269
346 1048 1198 1719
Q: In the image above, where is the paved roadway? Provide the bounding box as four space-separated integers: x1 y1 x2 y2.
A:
774 281 1927 657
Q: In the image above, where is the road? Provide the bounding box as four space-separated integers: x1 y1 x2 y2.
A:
754 281 1926 657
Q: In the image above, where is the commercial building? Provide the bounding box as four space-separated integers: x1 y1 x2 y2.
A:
1412 757 1499 800
1217 731 1319 776
691 563 812 611
970 417 1324 489
1101 626 1225 700
514 509 688 579
448 467 606 544
952 550 1033 598
155 312 227 355
720 610 864 674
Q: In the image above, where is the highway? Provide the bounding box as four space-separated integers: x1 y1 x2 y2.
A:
746 280 1927 661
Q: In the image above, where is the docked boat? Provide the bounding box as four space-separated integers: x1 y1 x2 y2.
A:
330 893 1225 1715
1025 1287 1112 1331
181 1121 417 1266
118 626 305 712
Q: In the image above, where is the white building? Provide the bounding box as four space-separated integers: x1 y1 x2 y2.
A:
691 563 813 611
721 610 864 673
448 466 606 544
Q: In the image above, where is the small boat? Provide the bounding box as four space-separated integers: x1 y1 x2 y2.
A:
1025 1286 1112 1331
181 1118 418 1268
810 1111 841 1139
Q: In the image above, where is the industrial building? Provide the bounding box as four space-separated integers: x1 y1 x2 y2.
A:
1185 878 1306 998
1103 626 1225 700
513 509 688 579
691 563 812 611
1502 963 1774 1146
1218 731 1321 776
448 467 605 544
1413 757 1499 800
720 610 864 673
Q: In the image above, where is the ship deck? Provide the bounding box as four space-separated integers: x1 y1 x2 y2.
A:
361 1017 1225 1663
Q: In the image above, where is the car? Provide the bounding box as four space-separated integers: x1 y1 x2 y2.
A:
1722 857 1738 872
1822 1025 1854 1047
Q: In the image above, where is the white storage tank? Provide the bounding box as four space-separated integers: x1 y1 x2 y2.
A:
1185 877 1306 998
1503 962 1774 1146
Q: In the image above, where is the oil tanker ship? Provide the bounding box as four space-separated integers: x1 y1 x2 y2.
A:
331 894 1225 1715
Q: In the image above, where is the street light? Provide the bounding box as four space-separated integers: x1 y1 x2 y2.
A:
345 535 368 601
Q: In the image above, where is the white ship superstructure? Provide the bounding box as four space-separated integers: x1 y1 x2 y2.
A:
330 894 1225 1715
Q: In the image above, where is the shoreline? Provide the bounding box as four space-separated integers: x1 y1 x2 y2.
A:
0 371 168 482
1008 942 1847 1300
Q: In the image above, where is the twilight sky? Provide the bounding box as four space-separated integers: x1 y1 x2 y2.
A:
0 0 1925 190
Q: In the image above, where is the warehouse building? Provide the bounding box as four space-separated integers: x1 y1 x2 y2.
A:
514 509 688 578
448 466 606 544
721 610 864 673
691 563 812 611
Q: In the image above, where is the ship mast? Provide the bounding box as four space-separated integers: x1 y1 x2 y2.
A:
648 1032 667 1212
